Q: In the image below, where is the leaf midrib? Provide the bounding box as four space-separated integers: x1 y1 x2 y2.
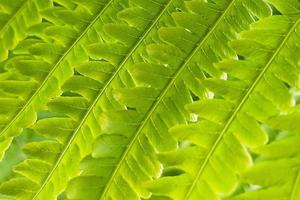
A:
0 0 29 36
185 16 300 200
29 1 115 199
99 0 240 199
98 1 180 199
32 0 173 199
291 170 300 200
0 1 113 138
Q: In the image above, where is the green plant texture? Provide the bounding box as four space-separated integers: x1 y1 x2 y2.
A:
0 0 299 199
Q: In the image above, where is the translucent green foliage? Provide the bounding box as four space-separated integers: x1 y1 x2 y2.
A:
0 0 299 200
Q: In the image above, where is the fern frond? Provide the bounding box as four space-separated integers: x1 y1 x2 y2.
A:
1 1 297 200
0 0 180 199
0 0 113 160
0 0 51 61
55 0 272 199
147 2 300 200
228 102 300 200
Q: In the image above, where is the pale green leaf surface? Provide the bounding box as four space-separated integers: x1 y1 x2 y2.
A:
0 0 52 60
61 0 272 200
228 107 300 200
1 1 299 200
0 0 184 199
0 0 112 160
148 2 300 200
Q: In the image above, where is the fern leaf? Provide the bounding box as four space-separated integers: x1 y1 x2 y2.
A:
0 0 113 160
228 103 300 200
57 0 272 199
1 1 298 200
0 0 179 199
0 0 52 61
147 2 300 200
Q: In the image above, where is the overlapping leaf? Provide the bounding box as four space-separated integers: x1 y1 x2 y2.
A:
59 0 271 199
0 0 112 160
147 0 300 199
228 99 300 200
0 0 299 200
0 0 52 61
0 0 182 199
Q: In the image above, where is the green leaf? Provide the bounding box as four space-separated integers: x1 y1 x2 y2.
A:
148 2 300 200
1 1 300 200
0 0 184 199
228 107 300 200
0 0 52 60
60 0 272 200
0 0 112 160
